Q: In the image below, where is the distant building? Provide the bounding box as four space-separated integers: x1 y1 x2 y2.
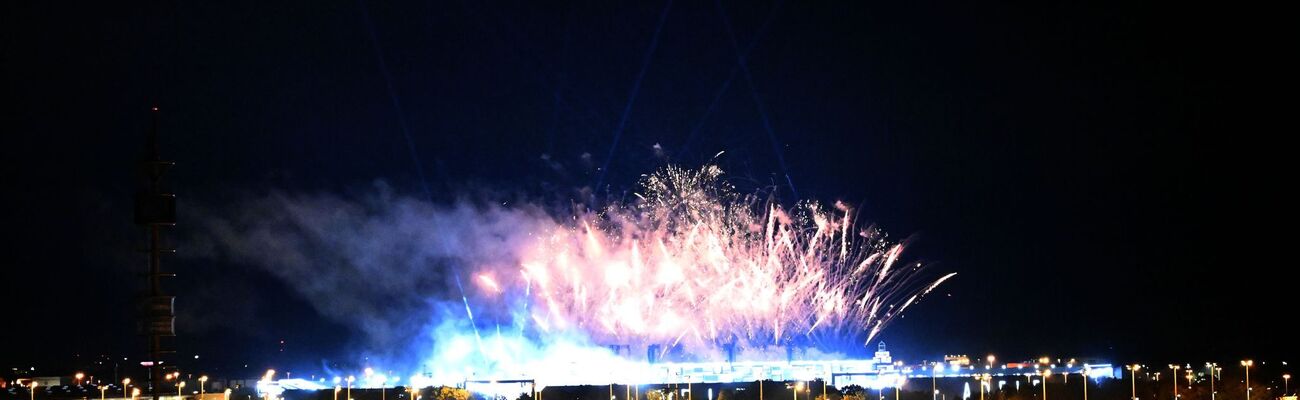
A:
30 376 66 387
872 342 893 365
944 355 971 367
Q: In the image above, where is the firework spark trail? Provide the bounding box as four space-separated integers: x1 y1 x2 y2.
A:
454 273 486 356
466 165 951 359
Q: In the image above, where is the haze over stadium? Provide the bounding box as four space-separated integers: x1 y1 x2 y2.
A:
194 164 954 387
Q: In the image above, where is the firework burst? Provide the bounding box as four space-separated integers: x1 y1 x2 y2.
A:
471 165 954 360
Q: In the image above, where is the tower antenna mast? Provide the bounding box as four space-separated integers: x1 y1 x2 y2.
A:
135 106 177 400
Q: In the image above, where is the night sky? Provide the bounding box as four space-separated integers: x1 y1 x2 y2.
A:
2 0 1289 373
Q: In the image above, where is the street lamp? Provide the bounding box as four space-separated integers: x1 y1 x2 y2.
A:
1205 363 1218 400
199 376 208 398
1170 365 1181 400
124 378 132 399
1284 374 1291 396
1041 369 1051 400
979 374 991 400
933 363 944 400
1081 368 1090 400
223 389 231 400
347 376 355 400
100 385 109 400
334 386 341 400
132 388 141 400
1241 360 1253 400
793 382 804 400
76 373 86 386
1129 365 1142 400
179 381 186 398
30 380 38 400
1215 366 1223 400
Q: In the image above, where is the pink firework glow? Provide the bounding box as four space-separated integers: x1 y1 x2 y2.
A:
469 165 954 358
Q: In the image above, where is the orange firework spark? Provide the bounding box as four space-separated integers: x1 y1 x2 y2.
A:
475 165 953 357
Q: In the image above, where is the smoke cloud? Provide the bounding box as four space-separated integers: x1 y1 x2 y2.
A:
188 181 559 369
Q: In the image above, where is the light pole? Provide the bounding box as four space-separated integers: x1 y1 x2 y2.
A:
794 382 803 400
1283 374 1291 396
124 378 133 400
77 373 86 386
1129 365 1142 400
1170 365 1181 400
1175 366 1185 400
200 376 208 398
979 374 991 400
1081 368 1090 400
100 386 108 400
1206 364 1217 400
1241 361 1252 400
178 381 186 399
1214 366 1222 400
759 379 764 400
30 380 38 400
334 386 341 400
347 376 355 400
933 363 943 400
1185 372 1193 392
1041 370 1050 400
132 388 141 400
223 389 231 400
